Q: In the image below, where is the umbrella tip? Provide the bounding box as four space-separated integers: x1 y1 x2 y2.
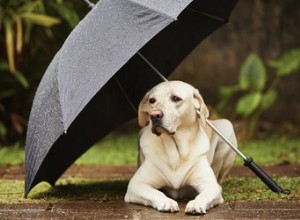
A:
82 0 95 9
88 3 95 9
64 130 67 134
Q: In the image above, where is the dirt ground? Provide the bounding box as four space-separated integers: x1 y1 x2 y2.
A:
1 163 300 219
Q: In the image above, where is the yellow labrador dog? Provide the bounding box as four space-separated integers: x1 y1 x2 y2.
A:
125 81 237 215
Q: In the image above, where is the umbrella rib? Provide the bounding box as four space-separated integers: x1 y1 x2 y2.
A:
113 75 138 114
187 8 226 23
128 0 177 21
137 52 168 82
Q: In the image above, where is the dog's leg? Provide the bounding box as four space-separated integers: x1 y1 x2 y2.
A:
185 185 223 215
125 184 179 212
210 119 237 183
213 141 236 183
125 167 179 212
185 159 223 215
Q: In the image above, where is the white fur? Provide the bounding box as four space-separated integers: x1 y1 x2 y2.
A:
125 81 237 215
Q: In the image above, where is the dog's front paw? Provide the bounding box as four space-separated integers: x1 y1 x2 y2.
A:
154 198 179 213
185 200 207 215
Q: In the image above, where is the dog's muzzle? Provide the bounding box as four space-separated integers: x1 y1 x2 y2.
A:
150 110 163 135
150 110 164 122
150 110 175 136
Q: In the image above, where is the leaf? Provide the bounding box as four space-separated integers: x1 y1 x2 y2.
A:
236 92 262 117
50 2 79 28
261 89 277 110
20 13 61 27
219 85 240 99
4 19 16 73
13 14 23 54
14 71 30 89
239 54 267 91
269 48 300 76
18 1 41 14
0 90 16 100
217 85 241 112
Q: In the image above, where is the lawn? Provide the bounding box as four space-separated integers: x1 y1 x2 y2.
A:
0 133 299 166
1 177 299 203
0 134 299 203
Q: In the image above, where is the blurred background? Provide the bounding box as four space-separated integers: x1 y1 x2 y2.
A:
0 0 299 146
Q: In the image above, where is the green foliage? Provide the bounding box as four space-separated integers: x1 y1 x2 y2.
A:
1 0 62 73
269 48 300 76
0 0 84 143
217 49 300 138
236 92 262 117
239 53 267 91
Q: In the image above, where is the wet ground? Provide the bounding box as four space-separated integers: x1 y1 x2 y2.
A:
1 163 300 219
1 200 300 219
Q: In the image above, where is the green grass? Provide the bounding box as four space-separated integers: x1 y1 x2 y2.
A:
0 143 25 165
0 133 139 166
235 136 300 166
1 177 299 203
0 134 299 166
0 134 299 204
0 178 128 203
75 133 138 165
222 177 300 201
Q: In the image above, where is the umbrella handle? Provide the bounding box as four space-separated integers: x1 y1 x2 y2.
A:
244 157 290 194
206 118 290 194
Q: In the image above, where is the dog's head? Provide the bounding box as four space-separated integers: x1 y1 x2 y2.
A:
138 81 209 136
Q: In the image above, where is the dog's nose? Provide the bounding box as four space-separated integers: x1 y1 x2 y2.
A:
150 110 163 121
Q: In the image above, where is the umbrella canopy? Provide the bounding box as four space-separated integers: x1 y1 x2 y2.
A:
25 0 238 197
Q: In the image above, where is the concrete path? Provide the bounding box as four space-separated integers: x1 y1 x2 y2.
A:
1 200 299 219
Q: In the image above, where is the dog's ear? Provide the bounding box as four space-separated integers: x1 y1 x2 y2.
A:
138 94 150 127
193 89 209 127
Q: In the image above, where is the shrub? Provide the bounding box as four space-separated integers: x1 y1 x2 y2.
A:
217 48 300 138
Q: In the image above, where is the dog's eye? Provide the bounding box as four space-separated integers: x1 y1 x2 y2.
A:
149 97 156 104
171 95 182 103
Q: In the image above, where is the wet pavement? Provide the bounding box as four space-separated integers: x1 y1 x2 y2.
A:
1 164 300 219
1 200 299 219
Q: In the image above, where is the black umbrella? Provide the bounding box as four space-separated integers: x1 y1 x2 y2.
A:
25 0 239 197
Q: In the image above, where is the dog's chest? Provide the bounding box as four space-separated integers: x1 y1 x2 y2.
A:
142 132 209 188
161 131 209 163
161 160 199 189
